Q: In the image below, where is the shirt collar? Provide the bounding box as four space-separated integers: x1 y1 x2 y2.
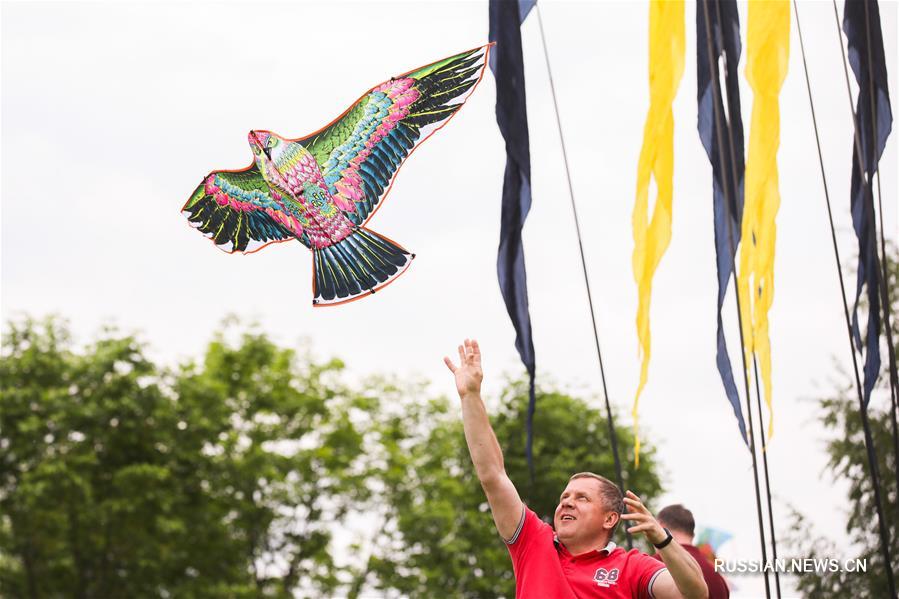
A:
554 535 617 557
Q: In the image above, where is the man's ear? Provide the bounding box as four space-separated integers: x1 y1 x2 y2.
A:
604 511 620 530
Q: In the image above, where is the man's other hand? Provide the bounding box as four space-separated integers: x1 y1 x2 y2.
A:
621 490 667 545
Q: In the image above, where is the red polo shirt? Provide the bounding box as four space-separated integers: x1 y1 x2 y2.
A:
506 507 667 598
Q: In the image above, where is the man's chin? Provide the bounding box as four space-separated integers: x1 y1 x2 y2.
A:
555 522 577 539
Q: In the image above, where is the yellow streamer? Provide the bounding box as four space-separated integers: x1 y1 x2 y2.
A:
739 0 790 441
632 0 684 467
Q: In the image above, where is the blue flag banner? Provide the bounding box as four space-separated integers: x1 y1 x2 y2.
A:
488 0 536 74
489 0 538 472
844 0 892 409
697 0 748 443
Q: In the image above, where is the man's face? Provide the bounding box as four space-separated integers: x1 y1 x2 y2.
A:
553 477 618 550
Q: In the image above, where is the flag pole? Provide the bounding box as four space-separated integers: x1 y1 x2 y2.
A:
750 355 782 597
794 3 895 596
699 1 772 596
533 3 630 548
830 2 898 593
715 3 781 599
739 3 794 595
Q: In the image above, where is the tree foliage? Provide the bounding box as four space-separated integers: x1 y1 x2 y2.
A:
0 320 664 598
0 319 371 598
788 246 899 598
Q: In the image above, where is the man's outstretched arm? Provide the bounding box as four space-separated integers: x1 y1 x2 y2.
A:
444 339 523 540
621 491 709 599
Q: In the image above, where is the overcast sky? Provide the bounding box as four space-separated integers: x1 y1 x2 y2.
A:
2 1 897 597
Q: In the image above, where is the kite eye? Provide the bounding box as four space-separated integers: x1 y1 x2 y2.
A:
268 137 278 148
252 146 261 155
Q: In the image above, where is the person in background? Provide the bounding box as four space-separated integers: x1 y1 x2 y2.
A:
655 505 730 599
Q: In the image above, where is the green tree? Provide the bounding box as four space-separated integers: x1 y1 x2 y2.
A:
0 318 373 598
787 247 899 598
354 378 663 598
176 323 375 597
1 319 665 598
0 318 190 598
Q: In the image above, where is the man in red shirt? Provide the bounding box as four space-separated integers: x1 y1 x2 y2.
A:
655 505 730 598
445 339 709 599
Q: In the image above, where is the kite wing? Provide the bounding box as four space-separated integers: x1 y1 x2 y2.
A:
301 45 490 226
182 165 308 253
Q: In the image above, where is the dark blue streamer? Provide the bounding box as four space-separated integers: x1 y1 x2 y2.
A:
489 0 537 478
844 0 892 409
697 0 748 443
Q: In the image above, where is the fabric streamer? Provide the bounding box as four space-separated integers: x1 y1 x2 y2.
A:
489 0 538 477
631 0 685 466
738 0 790 439
697 0 748 444
843 0 892 409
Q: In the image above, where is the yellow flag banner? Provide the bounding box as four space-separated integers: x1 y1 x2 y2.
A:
738 0 789 440
632 0 685 466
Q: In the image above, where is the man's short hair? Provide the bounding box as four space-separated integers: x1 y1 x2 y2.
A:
657 504 695 536
568 472 625 515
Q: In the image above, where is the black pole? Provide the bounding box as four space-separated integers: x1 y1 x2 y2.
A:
700 2 771 596
794 3 896 596
831 2 898 594
751 355 783 597
533 4 630 549
723 2 789 594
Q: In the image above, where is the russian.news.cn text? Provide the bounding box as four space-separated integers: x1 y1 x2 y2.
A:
714 558 866 576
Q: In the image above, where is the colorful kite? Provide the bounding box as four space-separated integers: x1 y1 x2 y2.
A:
182 46 490 306
694 526 733 565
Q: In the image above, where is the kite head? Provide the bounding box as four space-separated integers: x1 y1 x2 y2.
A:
248 130 283 162
553 474 622 550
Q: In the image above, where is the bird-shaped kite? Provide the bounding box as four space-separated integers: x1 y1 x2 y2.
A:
182 45 490 306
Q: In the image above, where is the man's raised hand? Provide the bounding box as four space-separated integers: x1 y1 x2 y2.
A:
443 338 483 399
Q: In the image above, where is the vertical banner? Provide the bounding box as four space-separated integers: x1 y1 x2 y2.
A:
632 0 685 465
844 0 892 408
738 0 790 438
697 0 748 443
489 0 538 472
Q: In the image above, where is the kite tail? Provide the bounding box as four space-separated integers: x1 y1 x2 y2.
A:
311 228 413 306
